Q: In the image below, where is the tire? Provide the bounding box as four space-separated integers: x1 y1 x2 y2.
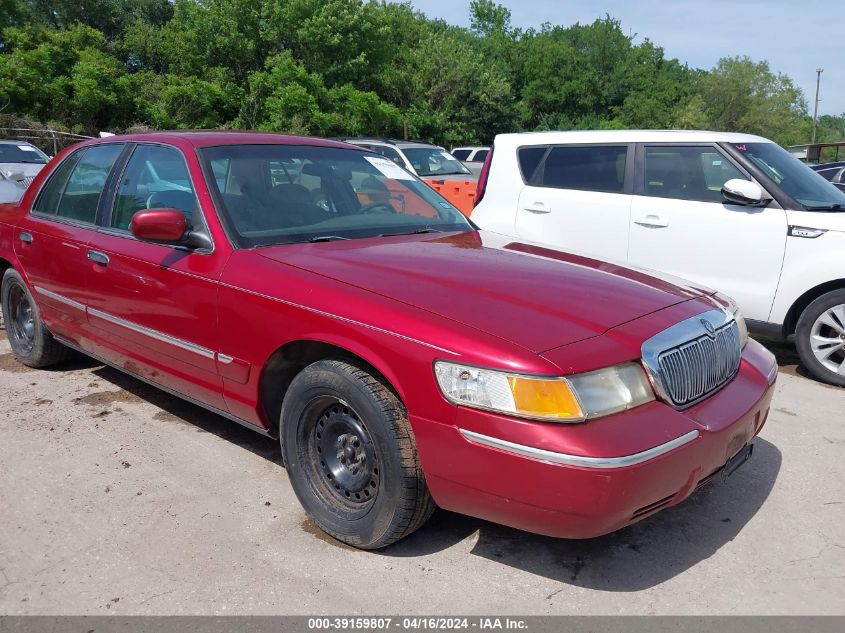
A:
1 268 70 368
795 289 845 387
280 359 435 549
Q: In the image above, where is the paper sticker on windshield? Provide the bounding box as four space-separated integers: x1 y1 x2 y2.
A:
365 156 414 180
440 152 454 161
18 145 37 152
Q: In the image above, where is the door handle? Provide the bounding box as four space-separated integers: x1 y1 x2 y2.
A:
633 214 669 228
87 250 110 266
524 202 550 214
18 231 33 244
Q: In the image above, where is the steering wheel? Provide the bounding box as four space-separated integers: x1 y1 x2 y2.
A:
358 202 397 215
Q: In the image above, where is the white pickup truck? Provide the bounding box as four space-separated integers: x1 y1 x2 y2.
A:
472 130 845 386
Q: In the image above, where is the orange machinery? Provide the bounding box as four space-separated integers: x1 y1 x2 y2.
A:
421 178 478 216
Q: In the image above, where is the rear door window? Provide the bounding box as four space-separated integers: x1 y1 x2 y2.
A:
54 144 124 224
472 149 489 163
32 151 83 216
537 145 628 193
517 146 548 184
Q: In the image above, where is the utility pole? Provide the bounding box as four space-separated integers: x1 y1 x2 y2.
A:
811 68 823 144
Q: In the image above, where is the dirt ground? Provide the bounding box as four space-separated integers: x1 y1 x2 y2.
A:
0 328 843 615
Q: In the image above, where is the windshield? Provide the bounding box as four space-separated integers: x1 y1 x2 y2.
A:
731 142 845 210
0 143 49 164
200 144 473 248
403 147 472 177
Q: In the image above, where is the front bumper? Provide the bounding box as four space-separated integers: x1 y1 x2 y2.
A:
413 339 777 539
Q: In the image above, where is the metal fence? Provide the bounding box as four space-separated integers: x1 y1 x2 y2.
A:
0 127 94 156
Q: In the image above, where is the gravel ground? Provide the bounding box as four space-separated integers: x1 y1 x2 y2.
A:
0 329 843 615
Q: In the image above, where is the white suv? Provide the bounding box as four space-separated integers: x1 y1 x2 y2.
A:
472 130 845 386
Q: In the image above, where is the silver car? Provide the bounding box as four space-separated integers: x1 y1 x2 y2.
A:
0 140 50 203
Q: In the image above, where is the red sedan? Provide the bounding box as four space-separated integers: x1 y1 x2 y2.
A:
0 132 777 549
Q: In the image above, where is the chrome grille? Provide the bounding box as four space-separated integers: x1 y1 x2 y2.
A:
641 309 742 408
658 322 740 406
21 176 34 188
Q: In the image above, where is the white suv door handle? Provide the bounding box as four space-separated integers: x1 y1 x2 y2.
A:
524 202 550 214
634 214 669 228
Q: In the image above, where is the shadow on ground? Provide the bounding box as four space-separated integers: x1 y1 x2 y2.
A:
54 348 781 591
89 362 281 464
385 438 781 590
752 334 841 389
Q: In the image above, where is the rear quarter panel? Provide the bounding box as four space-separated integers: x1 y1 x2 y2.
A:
0 203 24 270
469 136 521 234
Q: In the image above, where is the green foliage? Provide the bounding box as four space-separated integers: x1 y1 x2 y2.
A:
470 0 512 36
700 56 808 146
0 0 840 146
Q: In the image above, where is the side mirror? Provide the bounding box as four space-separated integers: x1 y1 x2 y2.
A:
130 208 189 243
5 171 26 183
722 179 767 206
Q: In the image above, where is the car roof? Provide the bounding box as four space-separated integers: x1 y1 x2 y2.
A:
340 137 443 150
492 129 774 146
0 139 38 146
72 131 362 151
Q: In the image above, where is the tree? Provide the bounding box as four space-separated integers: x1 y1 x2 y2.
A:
26 0 173 38
261 0 394 90
0 0 830 145
470 0 511 37
700 56 807 145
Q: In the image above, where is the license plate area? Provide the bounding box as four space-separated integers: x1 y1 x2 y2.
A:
721 443 753 482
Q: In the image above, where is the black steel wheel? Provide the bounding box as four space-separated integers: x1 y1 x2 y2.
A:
1 268 69 368
306 397 380 510
7 282 35 354
281 359 435 549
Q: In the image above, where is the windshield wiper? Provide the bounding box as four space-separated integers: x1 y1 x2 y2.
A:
805 204 843 211
308 235 350 242
379 228 442 237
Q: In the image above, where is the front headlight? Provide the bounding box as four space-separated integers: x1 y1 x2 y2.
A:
713 292 749 348
434 361 654 422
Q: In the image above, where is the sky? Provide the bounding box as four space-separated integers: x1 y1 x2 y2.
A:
398 0 843 117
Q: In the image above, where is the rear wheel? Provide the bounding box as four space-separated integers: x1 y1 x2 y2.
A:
795 290 845 387
1 268 69 368
280 359 435 549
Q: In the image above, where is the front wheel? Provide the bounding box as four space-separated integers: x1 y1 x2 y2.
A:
795 290 845 387
1 268 69 368
280 359 435 549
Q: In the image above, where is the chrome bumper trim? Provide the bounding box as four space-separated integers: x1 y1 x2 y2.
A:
458 428 700 469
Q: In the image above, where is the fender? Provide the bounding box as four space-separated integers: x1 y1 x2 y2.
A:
769 221 845 326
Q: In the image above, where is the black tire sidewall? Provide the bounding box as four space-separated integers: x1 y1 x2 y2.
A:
795 290 845 387
281 361 411 549
1 268 48 366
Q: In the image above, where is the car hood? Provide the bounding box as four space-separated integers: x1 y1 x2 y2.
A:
0 163 45 179
256 231 712 352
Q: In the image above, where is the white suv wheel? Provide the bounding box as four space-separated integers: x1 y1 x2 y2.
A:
809 304 845 374
796 290 845 387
